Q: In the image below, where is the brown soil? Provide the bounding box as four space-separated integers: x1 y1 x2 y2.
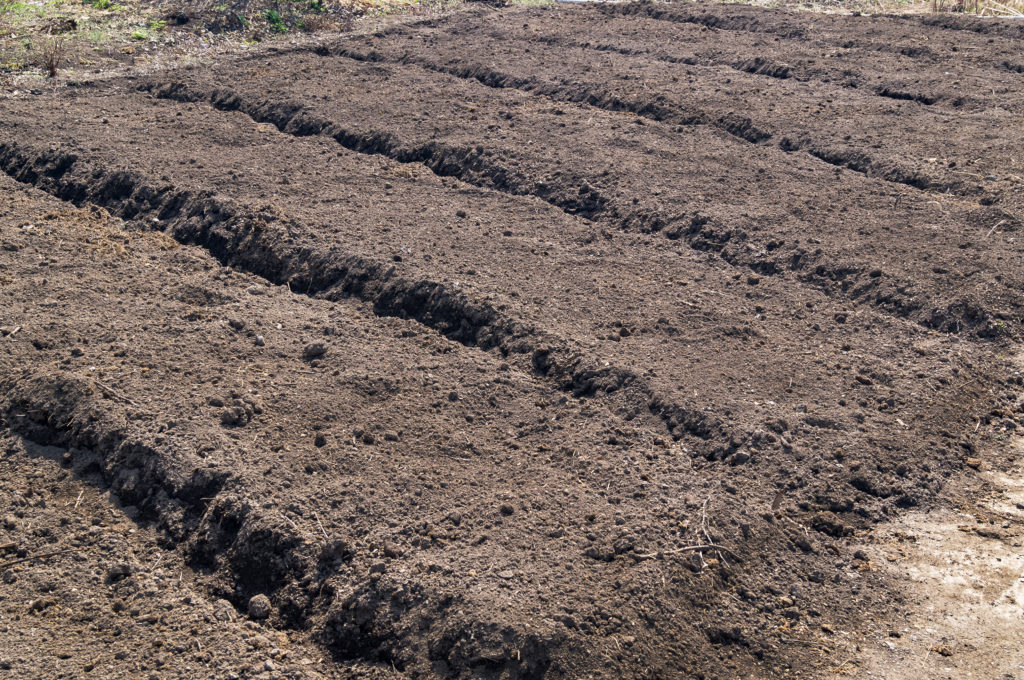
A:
0 423 393 680
1 3 1022 679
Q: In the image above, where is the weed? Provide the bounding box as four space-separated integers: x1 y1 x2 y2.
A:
147 19 167 30
0 1 32 22
41 35 66 77
264 8 287 31
0 56 28 72
130 28 149 40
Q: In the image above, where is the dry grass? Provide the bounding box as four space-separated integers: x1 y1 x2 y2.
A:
931 0 1024 16
34 208 178 259
976 0 1024 15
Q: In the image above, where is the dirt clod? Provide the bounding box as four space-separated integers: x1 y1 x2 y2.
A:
248 594 273 619
302 343 327 360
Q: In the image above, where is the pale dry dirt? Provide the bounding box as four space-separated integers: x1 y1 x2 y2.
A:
847 442 1024 679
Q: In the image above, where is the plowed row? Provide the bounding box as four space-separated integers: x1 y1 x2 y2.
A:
1 3 1022 679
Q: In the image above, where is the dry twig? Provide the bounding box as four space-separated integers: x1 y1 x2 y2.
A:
0 547 78 570
632 543 740 561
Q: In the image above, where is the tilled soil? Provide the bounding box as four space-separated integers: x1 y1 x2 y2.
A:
1 3 1023 679
0 426 394 680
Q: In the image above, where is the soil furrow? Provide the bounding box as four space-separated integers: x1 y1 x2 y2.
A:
140 80 618 223
603 2 1024 59
907 12 1024 40
1 170 915 680
495 22 976 113
140 77 983 339
157 43 1024 337
329 40 958 196
337 8 1024 214
0 139 741 458
4 5 1024 677
0 373 570 678
1 88 1006 520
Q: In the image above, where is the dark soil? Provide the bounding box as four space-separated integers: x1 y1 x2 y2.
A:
1 3 1022 679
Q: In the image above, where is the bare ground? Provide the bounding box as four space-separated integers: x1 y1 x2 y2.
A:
1 2 1024 678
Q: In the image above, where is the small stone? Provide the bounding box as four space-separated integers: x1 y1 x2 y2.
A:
448 390 459 402
248 594 272 620
254 335 265 347
314 433 327 448
207 396 224 407
264 659 276 671
2 515 16 530
965 457 983 470
499 503 514 516
496 570 514 580
2 570 16 584
456 209 467 218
